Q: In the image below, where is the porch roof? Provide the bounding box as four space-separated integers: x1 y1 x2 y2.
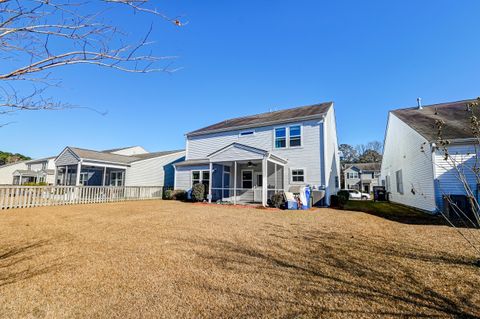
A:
175 143 287 168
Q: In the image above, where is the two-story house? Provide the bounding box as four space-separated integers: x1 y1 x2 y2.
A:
343 162 381 193
174 102 341 206
0 157 56 185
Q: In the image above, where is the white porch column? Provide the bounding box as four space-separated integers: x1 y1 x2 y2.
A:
75 161 81 186
65 166 68 186
208 162 213 203
233 161 237 205
53 167 58 186
262 157 268 207
102 166 107 186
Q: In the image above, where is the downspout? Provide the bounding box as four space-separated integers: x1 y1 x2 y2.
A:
319 119 327 205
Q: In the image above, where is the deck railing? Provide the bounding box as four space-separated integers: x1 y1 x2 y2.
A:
0 186 164 210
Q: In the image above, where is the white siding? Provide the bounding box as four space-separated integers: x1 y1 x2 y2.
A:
110 146 148 156
381 113 437 212
56 148 79 166
323 105 340 202
186 119 324 190
0 162 27 185
125 151 185 187
433 144 479 209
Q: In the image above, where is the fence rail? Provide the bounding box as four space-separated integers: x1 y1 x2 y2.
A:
0 186 164 210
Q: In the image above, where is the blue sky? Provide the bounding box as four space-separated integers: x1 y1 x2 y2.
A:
2 1 480 158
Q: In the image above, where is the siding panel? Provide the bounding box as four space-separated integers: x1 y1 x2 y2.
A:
381 114 436 212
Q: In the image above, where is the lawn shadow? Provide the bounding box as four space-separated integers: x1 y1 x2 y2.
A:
0 239 73 287
178 227 480 318
343 201 449 226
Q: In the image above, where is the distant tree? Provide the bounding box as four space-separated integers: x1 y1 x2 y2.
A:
339 144 358 163
0 151 31 165
0 0 183 125
358 149 382 163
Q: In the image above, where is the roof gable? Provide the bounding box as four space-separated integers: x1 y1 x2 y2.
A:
208 143 267 162
187 102 332 136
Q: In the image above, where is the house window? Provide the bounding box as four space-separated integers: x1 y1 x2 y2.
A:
289 125 301 147
239 130 254 137
347 172 358 179
242 170 253 189
192 170 210 191
335 176 339 188
291 169 305 183
396 170 403 194
110 171 124 186
42 162 47 170
275 127 287 148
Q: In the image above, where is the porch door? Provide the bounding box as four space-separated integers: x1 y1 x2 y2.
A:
254 172 263 203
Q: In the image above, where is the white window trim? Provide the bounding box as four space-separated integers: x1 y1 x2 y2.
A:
191 170 210 188
239 130 255 137
110 171 124 186
288 124 303 149
273 124 304 149
241 169 254 189
290 168 306 184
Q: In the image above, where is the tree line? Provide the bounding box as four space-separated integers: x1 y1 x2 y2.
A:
339 141 383 164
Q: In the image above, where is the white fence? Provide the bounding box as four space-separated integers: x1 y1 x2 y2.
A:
0 186 164 210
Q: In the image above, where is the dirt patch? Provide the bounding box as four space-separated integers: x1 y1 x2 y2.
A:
0 200 478 318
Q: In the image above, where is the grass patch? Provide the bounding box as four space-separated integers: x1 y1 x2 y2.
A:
343 200 447 225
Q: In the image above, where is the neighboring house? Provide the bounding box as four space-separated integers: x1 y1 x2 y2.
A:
54 146 185 187
343 162 381 193
0 157 56 185
174 102 341 206
381 99 479 213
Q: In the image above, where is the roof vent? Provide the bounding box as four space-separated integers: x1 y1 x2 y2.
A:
417 97 423 109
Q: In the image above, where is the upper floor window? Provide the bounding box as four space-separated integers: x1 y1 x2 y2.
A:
347 172 358 179
275 128 287 148
42 162 47 170
275 125 302 149
289 125 301 147
239 130 254 137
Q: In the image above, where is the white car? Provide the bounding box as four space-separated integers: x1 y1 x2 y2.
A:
344 189 371 200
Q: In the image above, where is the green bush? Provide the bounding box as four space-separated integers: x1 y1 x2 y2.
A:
172 190 186 201
191 183 205 202
270 192 285 209
23 182 48 186
164 189 174 200
164 189 187 201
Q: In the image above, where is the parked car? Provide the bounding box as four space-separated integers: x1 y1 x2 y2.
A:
342 189 371 200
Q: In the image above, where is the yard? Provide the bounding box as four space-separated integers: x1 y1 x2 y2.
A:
0 201 479 318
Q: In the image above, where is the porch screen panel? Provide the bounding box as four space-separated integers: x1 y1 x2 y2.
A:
267 162 276 189
276 166 284 190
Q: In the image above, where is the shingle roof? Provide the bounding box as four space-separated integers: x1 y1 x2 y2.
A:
131 150 185 160
70 147 135 164
69 147 184 165
392 99 480 141
173 159 209 167
345 163 381 172
187 102 333 136
101 146 141 153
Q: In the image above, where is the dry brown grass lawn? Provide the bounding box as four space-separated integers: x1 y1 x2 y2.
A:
0 200 479 318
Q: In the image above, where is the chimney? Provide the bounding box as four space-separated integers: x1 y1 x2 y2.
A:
417 97 423 109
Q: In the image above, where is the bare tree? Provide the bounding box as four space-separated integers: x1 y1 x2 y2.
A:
0 0 183 121
426 98 480 260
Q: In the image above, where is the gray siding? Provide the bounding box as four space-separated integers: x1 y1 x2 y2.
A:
186 119 324 190
381 113 436 212
125 152 185 187
175 165 209 190
56 148 79 166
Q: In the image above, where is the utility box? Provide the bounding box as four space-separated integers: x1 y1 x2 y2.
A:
373 186 387 202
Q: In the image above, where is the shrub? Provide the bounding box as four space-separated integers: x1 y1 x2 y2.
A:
191 183 205 202
164 189 174 200
23 182 48 186
172 190 186 201
270 192 285 209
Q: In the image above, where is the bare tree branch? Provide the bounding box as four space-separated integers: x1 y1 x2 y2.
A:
0 0 183 116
